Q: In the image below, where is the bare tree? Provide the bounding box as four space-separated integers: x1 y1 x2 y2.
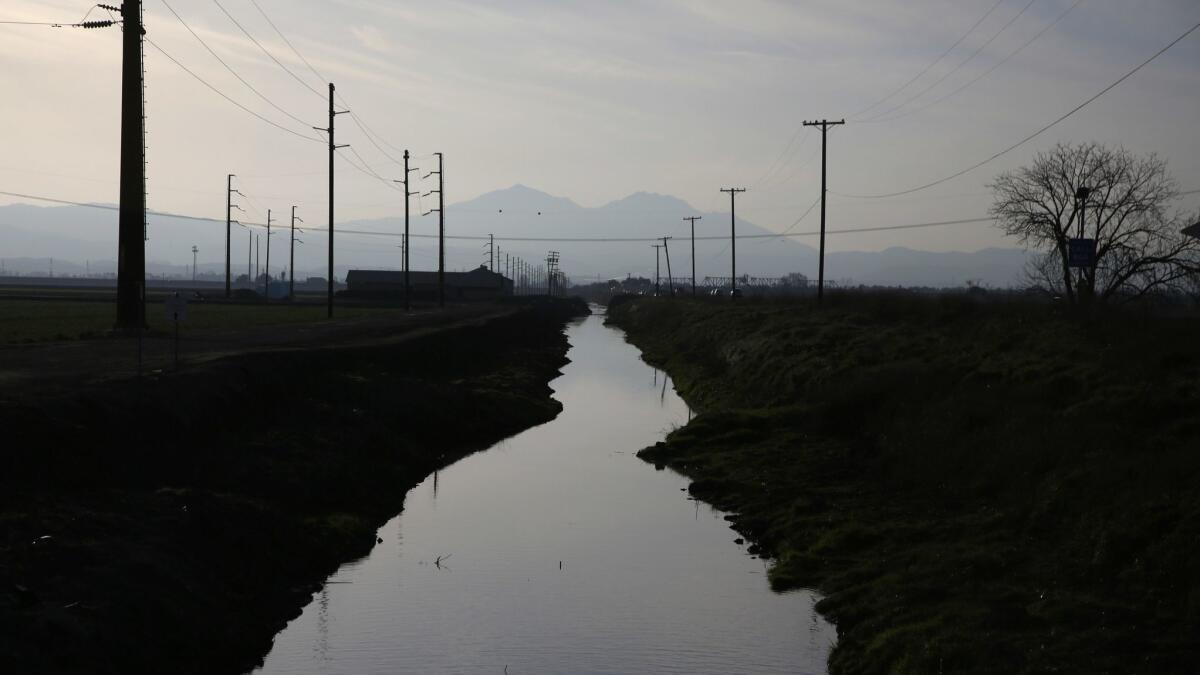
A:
990 142 1199 304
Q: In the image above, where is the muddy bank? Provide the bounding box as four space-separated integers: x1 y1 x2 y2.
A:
0 298 587 674
609 295 1200 674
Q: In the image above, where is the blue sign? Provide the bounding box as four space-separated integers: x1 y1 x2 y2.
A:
1068 238 1096 268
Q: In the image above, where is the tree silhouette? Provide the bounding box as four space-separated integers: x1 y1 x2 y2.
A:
990 142 1198 304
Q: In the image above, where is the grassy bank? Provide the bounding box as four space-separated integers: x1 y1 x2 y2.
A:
0 298 587 674
608 294 1200 674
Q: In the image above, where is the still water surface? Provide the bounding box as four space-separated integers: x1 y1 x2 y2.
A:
255 309 834 674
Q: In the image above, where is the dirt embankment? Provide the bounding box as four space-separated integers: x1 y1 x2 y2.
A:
608 294 1200 674
0 299 588 674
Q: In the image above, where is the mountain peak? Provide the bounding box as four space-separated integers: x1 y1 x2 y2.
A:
459 184 581 212
601 191 696 213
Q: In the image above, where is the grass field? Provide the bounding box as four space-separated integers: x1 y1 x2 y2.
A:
610 293 1200 674
0 299 390 344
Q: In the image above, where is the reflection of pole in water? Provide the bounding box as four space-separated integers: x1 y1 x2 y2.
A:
316 586 330 660
653 368 658 387
661 374 668 404
433 470 439 500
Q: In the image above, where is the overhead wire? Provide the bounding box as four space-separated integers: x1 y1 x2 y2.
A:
145 38 324 143
242 0 411 163
751 126 811 189
0 188 1000 242
336 148 404 193
870 0 1087 124
210 0 326 100
859 0 1040 122
849 0 1007 120
838 20 1200 199
159 0 316 130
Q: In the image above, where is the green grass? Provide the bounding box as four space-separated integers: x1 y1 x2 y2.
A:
0 299 391 344
612 294 1200 674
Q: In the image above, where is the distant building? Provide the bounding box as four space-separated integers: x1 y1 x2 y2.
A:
345 266 513 300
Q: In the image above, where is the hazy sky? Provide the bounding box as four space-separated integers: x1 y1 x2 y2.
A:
1 0 1198 256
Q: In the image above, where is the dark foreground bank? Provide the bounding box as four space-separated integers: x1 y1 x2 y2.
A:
0 298 587 674
609 295 1200 674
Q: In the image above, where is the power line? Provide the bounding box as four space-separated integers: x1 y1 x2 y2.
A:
344 111 405 166
751 126 811 189
337 147 404 193
859 0 1039 123
764 194 822 240
145 38 323 143
870 0 1087 124
249 0 325 84
849 0 1006 120
839 20 1200 199
0 19 115 27
760 136 824 191
159 0 315 130
210 0 326 100
8 188 1196 243
243 0 410 163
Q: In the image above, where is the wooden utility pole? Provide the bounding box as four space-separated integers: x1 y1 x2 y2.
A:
720 188 746 296
395 150 418 311
651 244 663 296
116 0 146 332
225 174 237 298
316 83 349 318
265 209 273 303
290 206 302 300
191 246 198 282
662 237 675 297
803 119 845 303
437 154 445 307
683 216 701 297
423 154 445 307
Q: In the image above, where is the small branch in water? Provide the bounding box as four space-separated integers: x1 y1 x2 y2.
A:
434 553 452 569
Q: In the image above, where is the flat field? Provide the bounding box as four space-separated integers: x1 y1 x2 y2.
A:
0 298 386 344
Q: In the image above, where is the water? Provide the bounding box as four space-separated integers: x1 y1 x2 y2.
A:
254 309 835 674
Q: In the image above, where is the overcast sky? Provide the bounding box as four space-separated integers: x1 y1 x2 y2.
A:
1 0 1197 257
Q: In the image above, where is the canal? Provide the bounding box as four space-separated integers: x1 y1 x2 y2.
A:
254 308 835 674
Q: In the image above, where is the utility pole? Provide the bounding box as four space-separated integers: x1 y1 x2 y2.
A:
116 0 146 332
488 234 495 271
803 119 845 304
1074 186 1093 303
191 245 198 282
546 251 560 297
315 83 349 318
394 150 418 311
720 188 746 297
290 206 302 300
423 154 445 307
247 228 252 287
662 237 675 297
652 244 663 297
684 216 701 297
265 209 274 303
255 234 260 293
225 174 243 298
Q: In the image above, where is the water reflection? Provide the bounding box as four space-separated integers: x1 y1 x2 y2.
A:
254 309 835 674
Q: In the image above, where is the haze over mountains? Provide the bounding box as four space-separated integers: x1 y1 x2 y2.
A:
0 185 1030 288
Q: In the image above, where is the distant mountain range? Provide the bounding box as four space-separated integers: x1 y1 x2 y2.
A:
0 185 1031 288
